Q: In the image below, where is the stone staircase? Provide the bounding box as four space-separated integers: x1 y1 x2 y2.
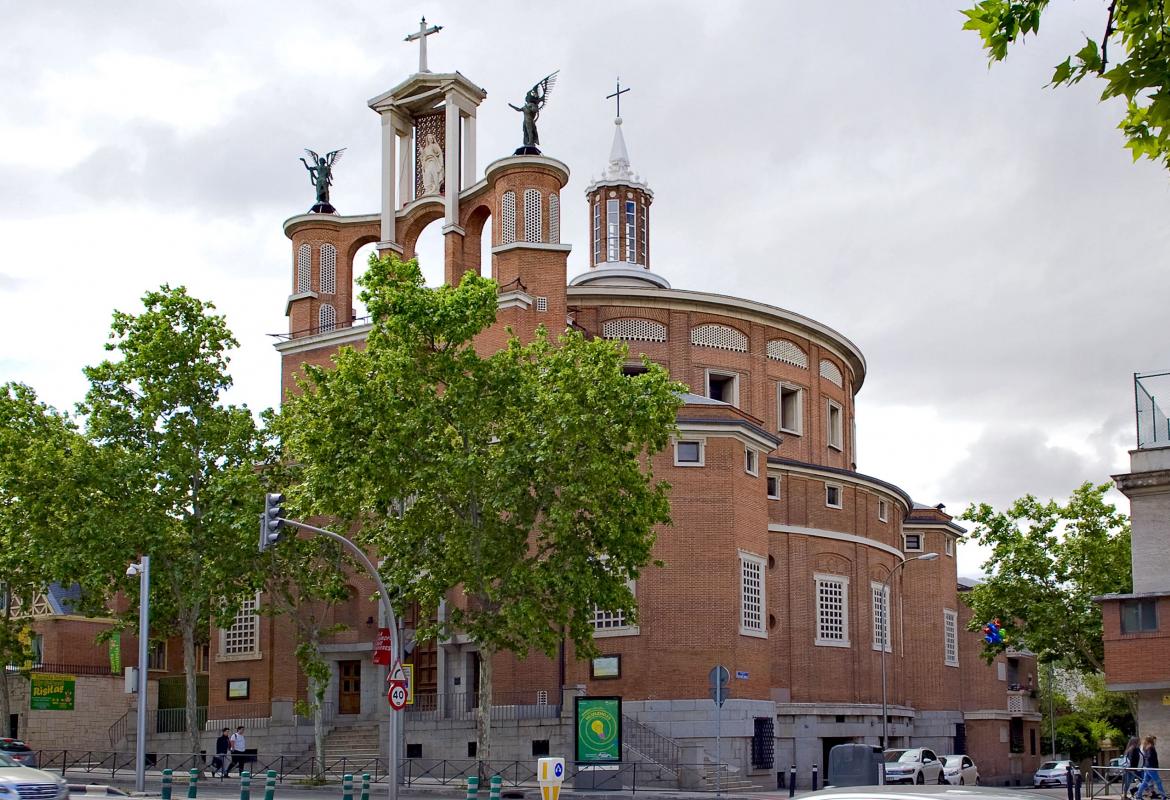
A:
301 725 381 766
701 763 759 792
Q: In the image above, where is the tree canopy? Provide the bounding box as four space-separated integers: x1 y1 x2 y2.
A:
960 481 1131 672
962 0 1170 170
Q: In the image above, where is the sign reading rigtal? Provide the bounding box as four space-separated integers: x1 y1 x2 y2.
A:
30 673 75 711
575 696 622 763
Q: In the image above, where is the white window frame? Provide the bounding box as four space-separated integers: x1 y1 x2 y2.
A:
945 537 954 556
871 581 891 652
903 533 923 552
825 482 843 509
878 498 889 523
592 200 601 264
827 400 844 451
744 446 759 476
606 198 620 261
592 579 640 638
815 573 850 647
674 438 705 467
624 200 637 263
778 383 804 435
739 551 767 638
705 369 740 407
767 475 780 499
944 608 959 666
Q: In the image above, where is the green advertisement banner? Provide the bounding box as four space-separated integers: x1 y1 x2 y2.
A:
575 696 622 763
30 673 75 711
109 637 121 674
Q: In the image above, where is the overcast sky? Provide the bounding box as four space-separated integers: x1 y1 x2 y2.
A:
3 1 1167 578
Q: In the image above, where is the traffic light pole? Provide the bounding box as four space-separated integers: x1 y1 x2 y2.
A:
267 517 402 800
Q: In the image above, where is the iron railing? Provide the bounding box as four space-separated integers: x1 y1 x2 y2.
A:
622 715 681 773
1136 371 1170 449
405 690 560 722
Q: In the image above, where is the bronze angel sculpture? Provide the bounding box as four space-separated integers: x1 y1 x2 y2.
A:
299 147 346 210
509 71 558 153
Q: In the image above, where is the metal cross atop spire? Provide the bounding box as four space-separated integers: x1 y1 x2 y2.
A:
606 77 630 119
404 16 443 73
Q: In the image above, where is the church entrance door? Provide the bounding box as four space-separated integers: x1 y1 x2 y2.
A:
338 660 361 715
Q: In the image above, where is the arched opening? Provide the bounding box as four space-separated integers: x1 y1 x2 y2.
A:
351 242 378 321
480 214 493 280
413 220 445 288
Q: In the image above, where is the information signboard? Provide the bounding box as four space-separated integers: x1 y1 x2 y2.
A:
574 696 622 763
30 673 75 711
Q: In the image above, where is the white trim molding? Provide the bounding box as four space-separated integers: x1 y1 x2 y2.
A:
491 241 573 256
768 524 904 560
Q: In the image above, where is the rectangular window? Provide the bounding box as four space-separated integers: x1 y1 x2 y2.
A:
827 400 844 450
815 574 849 647
30 633 44 666
592 201 601 264
903 533 922 552
706 370 739 406
222 593 261 656
148 640 167 671
945 537 954 556
592 580 637 636
779 384 803 435
674 439 703 466
625 200 636 262
740 552 766 637
944 609 959 666
767 476 780 499
745 447 759 476
825 483 842 509
1121 599 1158 633
871 582 891 652
197 643 210 673
606 199 619 262
639 203 647 264
878 499 889 523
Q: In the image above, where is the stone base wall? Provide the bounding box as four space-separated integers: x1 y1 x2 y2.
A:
15 674 149 752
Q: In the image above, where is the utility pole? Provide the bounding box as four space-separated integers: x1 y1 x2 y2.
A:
127 557 151 794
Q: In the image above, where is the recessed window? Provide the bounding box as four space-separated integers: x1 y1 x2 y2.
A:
706 370 739 406
815 574 850 647
827 400 844 451
945 537 954 556
744 447 759 476
825 483 842 509
147 640 167 671
674 439 704 466
740 552 766 637
592 580 638 637
622 363 649 377
606 199 620 261
944 609 959 666
779 384 803 435
878 499 889 523
904 533 923 552
535 296 548 313
767 476 780 499
871 582 891 652
1121 599 1158 633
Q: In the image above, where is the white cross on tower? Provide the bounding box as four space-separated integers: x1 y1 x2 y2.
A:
404 16 443 74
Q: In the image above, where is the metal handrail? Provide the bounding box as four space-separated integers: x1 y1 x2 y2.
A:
622 714 681 773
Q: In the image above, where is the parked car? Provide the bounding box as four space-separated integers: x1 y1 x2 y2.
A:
804 787 1065 800
1034 760 1081 787
0 751 67 799
940 754 979 785
883 748 945 785
1107 756 1129 781
0 738 36 768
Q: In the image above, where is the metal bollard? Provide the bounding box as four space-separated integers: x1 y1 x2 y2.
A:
264 770 277 800
188 768 200 800
162 769 173 800
360 773 370 800
342 774 353 800
466 775 480 800
1066 765 1075 800
240 771 252 800
489 775 502 800
788 765 797 798
812 764 819 792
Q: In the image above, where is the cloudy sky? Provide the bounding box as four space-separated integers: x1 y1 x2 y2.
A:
3 1 1167 578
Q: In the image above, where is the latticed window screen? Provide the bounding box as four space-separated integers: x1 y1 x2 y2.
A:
318 304 336 332
944 609 959 665
691 323 748 352
592 201 601 264
592 581 634 631
816 576 848 645
740 554 764 634
602 318 667 342
223 594 260 655
535 296 548 313
768 339 809 368
319 244 337 294
625 200 636 262
872 583 890 652
297 244 311 293
523 189 542 243
549 193 560 244
501 192 517 245
820 359 844 387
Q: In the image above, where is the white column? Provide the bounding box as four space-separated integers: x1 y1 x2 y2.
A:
444 99 460 225
398 130 412 207
380 113 395 244
462 112 476 187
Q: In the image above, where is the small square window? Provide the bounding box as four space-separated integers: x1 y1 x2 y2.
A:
779 384 803 435
1121 599 1158 633
406 743 423 759
706 370 739 407
745 447 758 476
675 439 703 466
827 401 844 451
945 537 954 556
825 484 842 509
767 476 780 499
904 533 923 552
535 296 548 313
878 499 888 523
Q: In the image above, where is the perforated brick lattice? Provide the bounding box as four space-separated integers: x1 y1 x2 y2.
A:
767 338 808 368
501 192 517 245
602 318 667 342
319 244 336 294
549 193 560 244
318 304 337 333
691 323 747 352
523 189 542 243
820 359 844 387
296 244 311 293
535 296 548 313
741 556 763 633
223 594 259 655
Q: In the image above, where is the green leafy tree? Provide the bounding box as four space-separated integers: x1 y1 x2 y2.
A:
277 253 684 760
962 1 1170 171
961 481 1131 673
73 286 267 754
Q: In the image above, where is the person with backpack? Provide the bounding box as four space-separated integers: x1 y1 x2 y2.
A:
1126 737 1142 798
1136 735 1166 800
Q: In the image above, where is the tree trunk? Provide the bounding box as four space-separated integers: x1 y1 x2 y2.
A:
476 648 493 770
183 623 200 754
0 661 10 738
311 676 326 779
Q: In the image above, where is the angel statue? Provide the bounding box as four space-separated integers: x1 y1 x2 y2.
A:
299 148 346 213
508 71 558 154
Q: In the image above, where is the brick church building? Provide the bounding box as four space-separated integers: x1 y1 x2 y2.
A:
12 28 1042 788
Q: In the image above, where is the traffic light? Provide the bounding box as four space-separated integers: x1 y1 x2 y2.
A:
259 492 286 552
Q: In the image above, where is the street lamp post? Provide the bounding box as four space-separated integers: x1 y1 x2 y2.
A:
127 557 151 794
880 552 938 750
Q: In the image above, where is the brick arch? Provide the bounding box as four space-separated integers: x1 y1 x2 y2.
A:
460 202 492 280
813 552 852 575
399 205 445 261
344 233 379 272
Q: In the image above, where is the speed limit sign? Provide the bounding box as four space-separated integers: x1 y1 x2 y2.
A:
388 682 407 710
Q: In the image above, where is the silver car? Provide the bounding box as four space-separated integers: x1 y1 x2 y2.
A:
1034 760 1080 787
0 752 68 800
804 786 1074 800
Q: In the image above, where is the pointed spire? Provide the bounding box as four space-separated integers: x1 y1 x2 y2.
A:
606 117 632 181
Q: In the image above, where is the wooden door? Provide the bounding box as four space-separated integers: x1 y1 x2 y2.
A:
338 660 361 715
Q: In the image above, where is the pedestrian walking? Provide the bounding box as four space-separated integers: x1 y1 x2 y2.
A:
225 726 247 777
1127 737 1143 798
1136 735 1165 800
212 728 231 778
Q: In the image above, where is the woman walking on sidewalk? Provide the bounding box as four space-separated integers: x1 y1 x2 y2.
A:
1126 737 1142 798
1135 735 1166 800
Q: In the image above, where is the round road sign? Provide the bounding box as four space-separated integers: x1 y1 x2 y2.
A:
388 682 407 710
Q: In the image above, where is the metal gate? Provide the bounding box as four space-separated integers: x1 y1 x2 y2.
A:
752 717 775 770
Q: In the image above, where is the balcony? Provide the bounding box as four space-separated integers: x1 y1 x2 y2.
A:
1007 689 1037 716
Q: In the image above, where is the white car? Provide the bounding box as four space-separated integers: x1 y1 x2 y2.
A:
883 748 945 785
0 751 69 800
1034 760 1080 787
940 754 979 785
